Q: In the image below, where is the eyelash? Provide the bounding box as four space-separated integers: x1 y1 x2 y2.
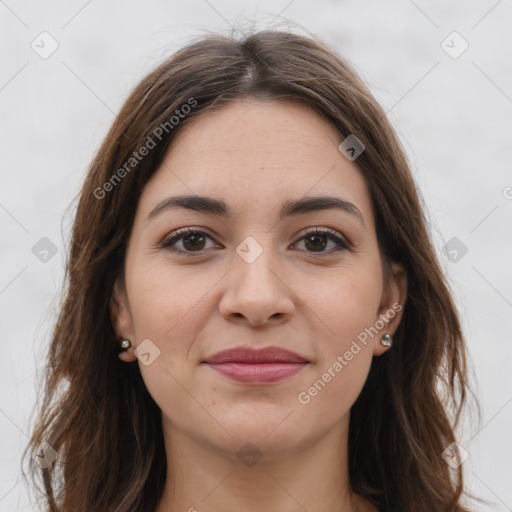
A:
159 226 352 257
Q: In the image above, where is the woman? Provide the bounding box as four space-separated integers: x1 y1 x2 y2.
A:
23 28 479 511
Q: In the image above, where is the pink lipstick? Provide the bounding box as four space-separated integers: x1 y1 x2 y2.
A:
203 346 309 384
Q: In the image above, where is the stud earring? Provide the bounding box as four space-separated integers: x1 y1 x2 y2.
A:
380 333 392 347
120 339 131 350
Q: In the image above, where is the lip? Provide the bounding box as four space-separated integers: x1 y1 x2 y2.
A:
203 346 309 364
202 346 309 384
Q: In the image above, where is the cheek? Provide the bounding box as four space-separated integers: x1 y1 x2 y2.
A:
127 258 212 339
292 272 380 421
296 266 380 396
127 262 207 420
294 263 381 343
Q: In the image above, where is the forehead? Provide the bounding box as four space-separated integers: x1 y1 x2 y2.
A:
137 99 375 229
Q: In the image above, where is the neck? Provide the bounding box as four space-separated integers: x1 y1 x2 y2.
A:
154 415 376 512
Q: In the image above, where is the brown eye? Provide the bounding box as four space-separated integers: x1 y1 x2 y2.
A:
304 233 328 252
293 228 351 255
160 228 217 254
180 232 206 251
160 226 351 257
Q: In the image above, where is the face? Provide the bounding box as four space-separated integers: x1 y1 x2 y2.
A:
110 98 407 460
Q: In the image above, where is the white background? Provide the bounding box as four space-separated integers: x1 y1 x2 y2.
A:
1 1 511 510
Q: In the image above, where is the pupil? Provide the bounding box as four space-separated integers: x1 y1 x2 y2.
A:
181 234 328 252
183 234 205 251
305 234 326 252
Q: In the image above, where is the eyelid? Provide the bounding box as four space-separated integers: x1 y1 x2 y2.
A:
159 226 219 252
293 226 353 253
159 225 353 255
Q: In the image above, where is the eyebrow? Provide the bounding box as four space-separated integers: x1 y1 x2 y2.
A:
146 194 365 227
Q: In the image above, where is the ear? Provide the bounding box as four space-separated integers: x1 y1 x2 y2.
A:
109 276 137 362
373 261 408 356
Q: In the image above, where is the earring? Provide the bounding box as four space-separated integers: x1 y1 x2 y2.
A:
380 333 392 347
120 339 131 350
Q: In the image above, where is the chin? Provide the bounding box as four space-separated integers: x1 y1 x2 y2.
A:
207 415 313 458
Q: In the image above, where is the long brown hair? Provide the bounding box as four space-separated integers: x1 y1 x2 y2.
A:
22 28 481 511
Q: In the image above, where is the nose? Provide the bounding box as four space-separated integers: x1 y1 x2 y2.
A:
218 246 295 327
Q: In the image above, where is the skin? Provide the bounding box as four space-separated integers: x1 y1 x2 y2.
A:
110 98 407 512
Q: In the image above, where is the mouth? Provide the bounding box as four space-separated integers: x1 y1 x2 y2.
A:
202 345 310 384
